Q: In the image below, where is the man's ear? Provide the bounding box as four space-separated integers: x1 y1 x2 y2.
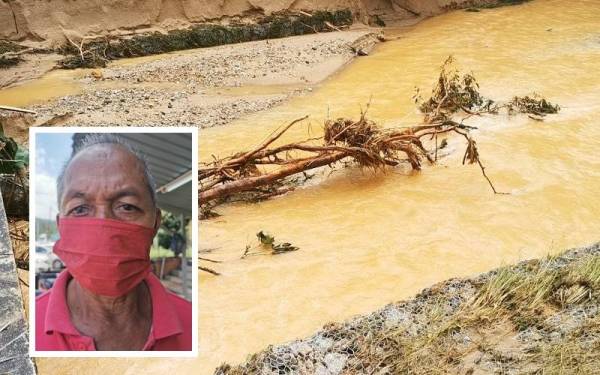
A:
154 208 162 232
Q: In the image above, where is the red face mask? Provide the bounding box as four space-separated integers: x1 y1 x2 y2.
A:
53 217 156 297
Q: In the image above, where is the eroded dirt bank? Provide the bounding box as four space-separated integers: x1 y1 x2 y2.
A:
0 0 518 76
1 0 484 45
0 0 528 129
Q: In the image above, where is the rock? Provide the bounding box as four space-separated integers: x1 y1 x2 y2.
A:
90 69 103 79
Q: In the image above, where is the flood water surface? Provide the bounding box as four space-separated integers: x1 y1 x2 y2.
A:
33 0 600 373
195 1 600 372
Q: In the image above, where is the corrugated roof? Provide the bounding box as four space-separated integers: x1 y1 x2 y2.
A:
119 133 193 217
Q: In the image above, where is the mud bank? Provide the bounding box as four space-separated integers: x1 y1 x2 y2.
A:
218 243 600 374
0 0 530 86
0 0 504 45
7 31 377 128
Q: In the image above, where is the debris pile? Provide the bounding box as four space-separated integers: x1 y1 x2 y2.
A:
199 57 560 211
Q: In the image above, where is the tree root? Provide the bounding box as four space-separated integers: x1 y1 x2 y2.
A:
200 57 558 210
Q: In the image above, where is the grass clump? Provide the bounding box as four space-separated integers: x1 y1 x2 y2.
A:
462 0 532 11
479 0 532 8
389 252 600 373
0 41 25 54
217 245 600 374
0 40 26 68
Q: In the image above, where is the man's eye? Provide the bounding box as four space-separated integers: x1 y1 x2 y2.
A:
118 204 140 212
69 206 89 216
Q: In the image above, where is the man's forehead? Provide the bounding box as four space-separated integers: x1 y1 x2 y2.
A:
63 144 147 188
67 144 142 172
58 142 157 210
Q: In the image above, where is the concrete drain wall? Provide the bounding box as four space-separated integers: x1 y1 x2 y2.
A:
0 192 35 373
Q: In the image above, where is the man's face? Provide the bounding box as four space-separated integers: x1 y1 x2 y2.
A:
59 144 158 229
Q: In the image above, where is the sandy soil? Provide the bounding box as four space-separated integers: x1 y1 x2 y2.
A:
21 30 379 128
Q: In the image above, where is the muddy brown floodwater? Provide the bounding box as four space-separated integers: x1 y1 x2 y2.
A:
30 0 600 373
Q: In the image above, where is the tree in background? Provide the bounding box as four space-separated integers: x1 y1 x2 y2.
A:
157 211 189 257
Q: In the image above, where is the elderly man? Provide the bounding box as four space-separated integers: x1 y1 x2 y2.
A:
36 134 192 351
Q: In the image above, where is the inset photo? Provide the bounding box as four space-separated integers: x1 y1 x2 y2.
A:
29 127 198 357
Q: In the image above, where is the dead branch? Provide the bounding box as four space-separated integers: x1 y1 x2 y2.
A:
324 21 343 32
199 115 499 205
241 231 299 258
63 32 86 62
199 266 221 276
201 149 346 203
301 22 319 33
200 57 559 208
296 10 313 17
0 105 36 115
18 275 28 287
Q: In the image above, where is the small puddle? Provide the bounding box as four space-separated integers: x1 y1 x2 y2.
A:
0 69 86 108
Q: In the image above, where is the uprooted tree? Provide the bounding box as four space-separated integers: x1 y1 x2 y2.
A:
199 56 559 211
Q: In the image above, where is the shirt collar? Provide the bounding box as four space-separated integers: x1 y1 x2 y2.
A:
44 270 80 336
45 270 183 340
144 272 183 339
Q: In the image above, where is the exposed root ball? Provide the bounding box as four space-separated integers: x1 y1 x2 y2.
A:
199 56 560 212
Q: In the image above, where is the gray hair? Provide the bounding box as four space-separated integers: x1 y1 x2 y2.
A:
56 133 157 208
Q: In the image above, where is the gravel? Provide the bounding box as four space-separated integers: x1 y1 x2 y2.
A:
30 31 374 128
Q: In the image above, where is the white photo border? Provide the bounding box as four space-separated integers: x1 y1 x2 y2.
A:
28 126 199 358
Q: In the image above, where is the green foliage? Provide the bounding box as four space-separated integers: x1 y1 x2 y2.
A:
415 56 496 121
464 0 531 11
0 130 28 174
507 94 560 116
415 56 559 122
257 230 275 246
0 55 22 68
242 230 299 258
157 211 188 250
35 217 58 241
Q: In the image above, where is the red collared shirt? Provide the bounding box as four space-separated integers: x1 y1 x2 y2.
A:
36 270 192 351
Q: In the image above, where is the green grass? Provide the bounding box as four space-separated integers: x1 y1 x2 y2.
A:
150 246 174 259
